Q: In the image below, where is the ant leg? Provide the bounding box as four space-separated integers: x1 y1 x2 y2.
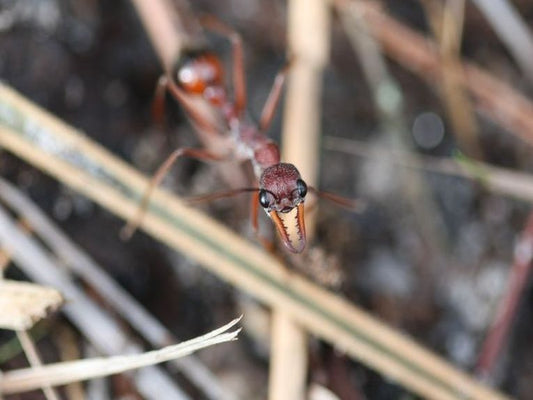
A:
200 16 247 116
121 147 225 240
155 75 221 136
259 62 291 133
250 191 275 252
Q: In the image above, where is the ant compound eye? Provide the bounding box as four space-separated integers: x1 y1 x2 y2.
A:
296 179 307 198
259 190 271 208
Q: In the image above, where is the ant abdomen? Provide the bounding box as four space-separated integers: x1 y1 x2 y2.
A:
173 49 224 96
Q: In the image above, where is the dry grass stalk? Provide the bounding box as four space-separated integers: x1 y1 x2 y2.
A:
0 82 512 399
0 281 63 331
1 318 241 395
269 311 308 400
345 1 533 148
269 0 331 397
324 136 533 204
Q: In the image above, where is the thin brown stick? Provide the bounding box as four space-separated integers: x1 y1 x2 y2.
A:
476 211 533 380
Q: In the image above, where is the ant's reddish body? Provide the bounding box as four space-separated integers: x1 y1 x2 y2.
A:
124 18 352 253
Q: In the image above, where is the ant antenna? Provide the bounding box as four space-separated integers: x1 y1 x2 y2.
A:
308 187 365 212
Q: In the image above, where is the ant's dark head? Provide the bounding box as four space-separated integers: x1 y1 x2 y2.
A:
259 163 307 253
174 49 223 95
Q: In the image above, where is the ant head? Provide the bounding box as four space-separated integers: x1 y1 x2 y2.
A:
174 50 224 97
259 163 307 253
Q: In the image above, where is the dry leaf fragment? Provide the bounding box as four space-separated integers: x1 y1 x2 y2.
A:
0 280 64 331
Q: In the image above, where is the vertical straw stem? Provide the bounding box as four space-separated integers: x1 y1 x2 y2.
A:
269 0 330 399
